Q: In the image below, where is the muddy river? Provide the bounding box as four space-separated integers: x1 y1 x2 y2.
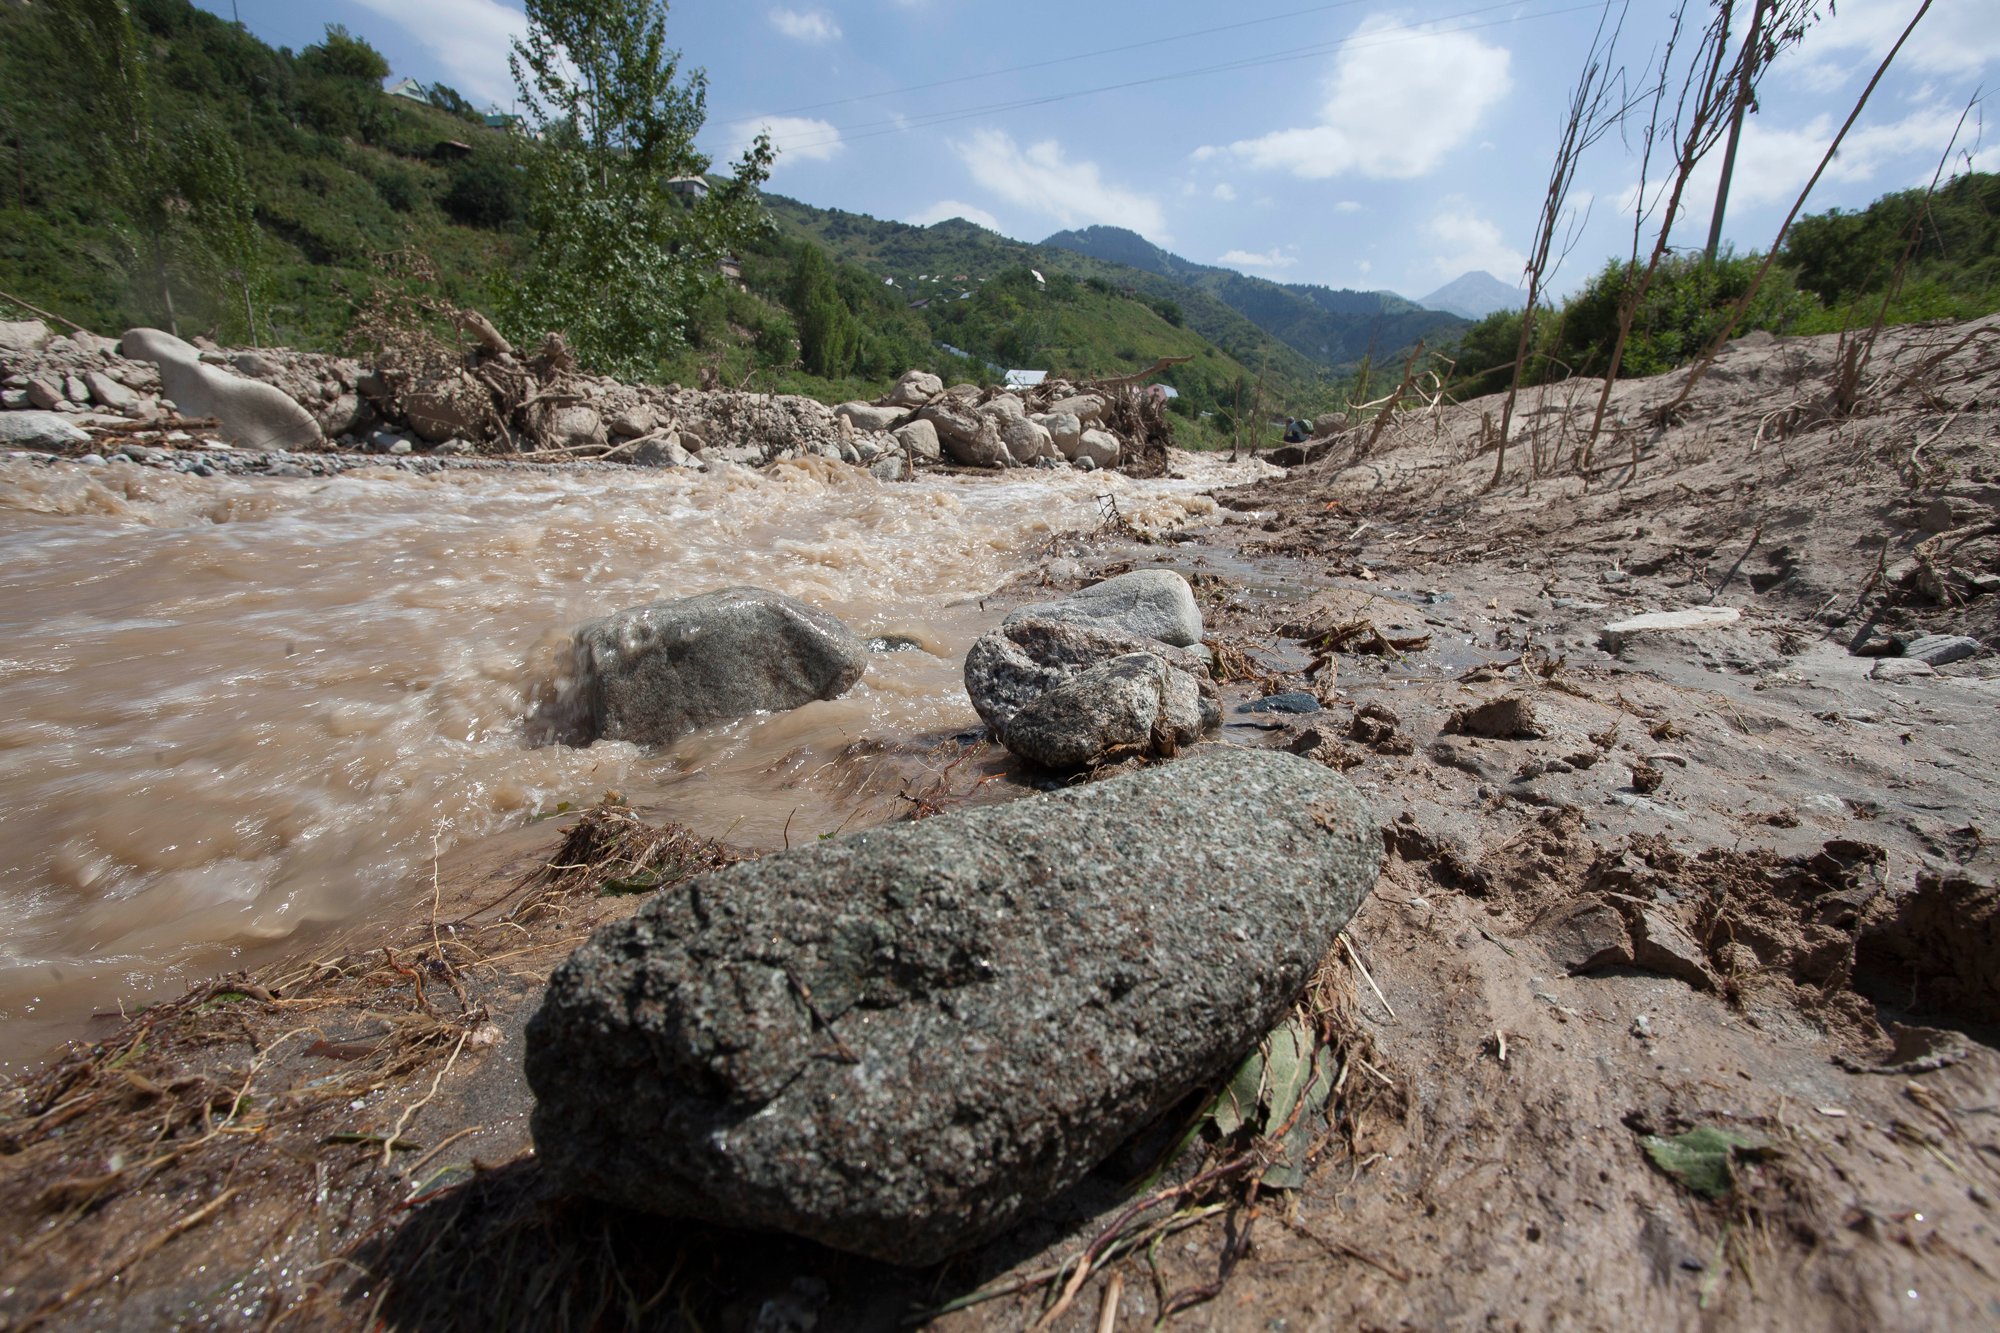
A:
0 454 1242 1068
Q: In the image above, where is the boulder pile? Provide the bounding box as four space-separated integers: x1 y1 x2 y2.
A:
0 312 1173 479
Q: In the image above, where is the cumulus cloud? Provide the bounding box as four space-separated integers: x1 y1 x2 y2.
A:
1423 205 1526 281
349 0 526 104
1793 0 2000 77
1212 183 1238 201
735 115 845 162
949 130 1168 238
1218 248 1297 270
908 200 1005 232
1619 104 1990 229
1334 200 1362 213
769 9 842 42
1213 17 1512 179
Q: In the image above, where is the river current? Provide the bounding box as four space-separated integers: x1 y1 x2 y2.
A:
0 453 1237 1067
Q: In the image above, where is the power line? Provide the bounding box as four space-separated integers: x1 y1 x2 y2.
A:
715 0 1607 158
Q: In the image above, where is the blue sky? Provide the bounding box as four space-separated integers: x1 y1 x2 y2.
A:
201 0 1996 301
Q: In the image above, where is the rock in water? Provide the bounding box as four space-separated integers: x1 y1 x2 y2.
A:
1004 569 1203 647
1000 652 1204 769
120 327 323 451
525 747 1380 1264
963 617 1218 735
0 411 91 449
572 588 867 746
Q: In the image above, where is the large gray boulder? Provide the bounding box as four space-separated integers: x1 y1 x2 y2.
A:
572 587 867 746
964 616 1217 734
83 370 139 413
834 401 904 433
1000 652 1204 768
1072 427 1122 468
884 369 943 407
1049 393 1104 424
120 328 323 450
891 418 941 462
990 412 1054 464
1032 411 1082 458
0 411 90 449
918 400 1009 467
0 319 52 361
525 746 1381 1264
1004 569 1203 647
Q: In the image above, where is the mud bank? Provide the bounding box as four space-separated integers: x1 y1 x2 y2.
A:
4 319 2000 1331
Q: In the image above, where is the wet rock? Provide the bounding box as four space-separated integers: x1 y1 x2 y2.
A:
0 411 90 449
990 412 1054 464
834 401 903 433
524 746 1381 1264
1003 569 1203 647
918 400 1008 467
571 588 867 746
891 418 940 463
543 404 604 450
1000 652 1205 769
1600 606 1741 653
630 434 696 468
121 328 323 450
868 452 909 482
1448 694 1542 739
1902 634 1980 666
883 369 942 408
1031 411 1082 458
1072 428 1122 468
1239 691 1321 714
608 404 657 438
963 617 1217 735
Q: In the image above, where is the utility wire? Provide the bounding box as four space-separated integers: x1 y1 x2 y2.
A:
715 0 1606 157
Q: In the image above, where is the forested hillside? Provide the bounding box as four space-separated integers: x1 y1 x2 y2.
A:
1040 225 1465 369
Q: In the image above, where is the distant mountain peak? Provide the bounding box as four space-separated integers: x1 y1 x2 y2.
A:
1418 271 1526 320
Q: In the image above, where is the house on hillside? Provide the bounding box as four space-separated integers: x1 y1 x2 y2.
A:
384 77 429 104
666 176 709 200
716 257 742 284
1005 370 1048 389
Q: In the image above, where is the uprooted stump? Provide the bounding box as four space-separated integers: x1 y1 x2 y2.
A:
524 746 1382 1265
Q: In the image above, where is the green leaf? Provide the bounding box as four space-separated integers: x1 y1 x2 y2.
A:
1641 1127 1772 1199
1261 1018 1314 1138
1212 1044 1266 1137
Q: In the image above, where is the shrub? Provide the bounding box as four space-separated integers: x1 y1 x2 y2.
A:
442 158 523 229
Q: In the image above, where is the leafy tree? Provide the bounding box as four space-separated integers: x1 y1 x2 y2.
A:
789 242 862 377
501 0 773 377
426 82 486 124
443 157 526 230
1559 251 1813 378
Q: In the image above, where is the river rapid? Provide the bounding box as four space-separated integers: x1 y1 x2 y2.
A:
0 452 1247 1068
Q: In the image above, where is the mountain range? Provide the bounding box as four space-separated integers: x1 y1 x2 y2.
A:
1040 226 1466 370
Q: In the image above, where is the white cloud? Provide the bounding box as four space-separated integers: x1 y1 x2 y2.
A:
1212 183 1238 201
908 200 1005 232
949 130 1168 238
1423 205 1526 281
1616 103 1985 233
349 0 526 104
1213 17 1512 179
1794 0 2000 77
769 9 842 43
1334 200 1362 213
1357 260 1373 274
1218 248 1297 270
735 116 845 162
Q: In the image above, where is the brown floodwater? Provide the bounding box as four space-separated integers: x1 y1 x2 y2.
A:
0 453 1240 1068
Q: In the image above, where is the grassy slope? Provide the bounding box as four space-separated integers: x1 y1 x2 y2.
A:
0 0 529 350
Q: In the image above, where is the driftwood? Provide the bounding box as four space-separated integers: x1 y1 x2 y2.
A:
0 289 93 335
1085 355 1195 390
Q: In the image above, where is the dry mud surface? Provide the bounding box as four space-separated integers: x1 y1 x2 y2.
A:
4 320 2000 1331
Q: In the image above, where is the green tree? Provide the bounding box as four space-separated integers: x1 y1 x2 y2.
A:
501 0 772 376
789 242 861 377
